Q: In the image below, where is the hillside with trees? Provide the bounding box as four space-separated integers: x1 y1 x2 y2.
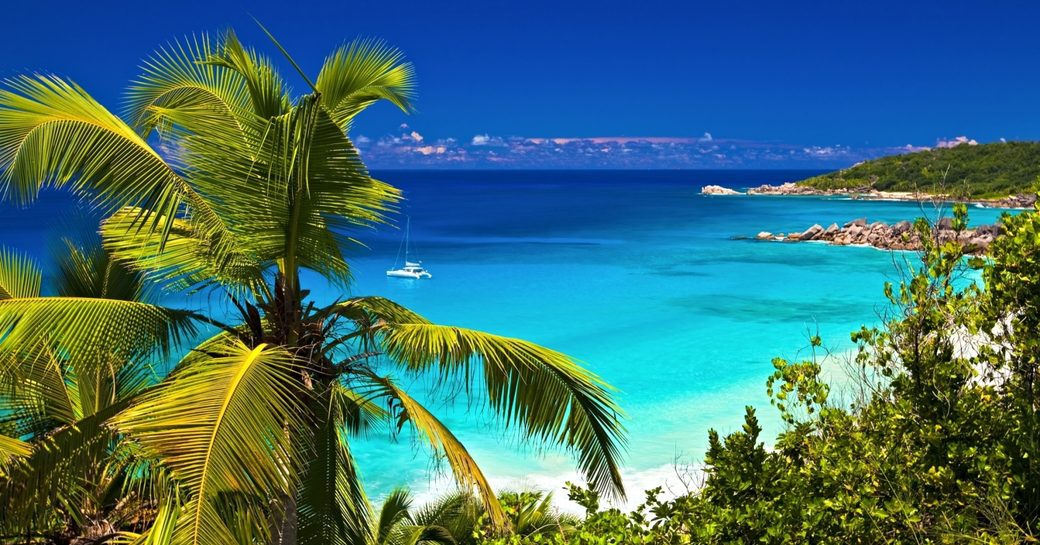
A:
798 141 1040 198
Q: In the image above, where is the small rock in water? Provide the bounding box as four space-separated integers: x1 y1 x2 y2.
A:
756 231 774 240
701 185 744 195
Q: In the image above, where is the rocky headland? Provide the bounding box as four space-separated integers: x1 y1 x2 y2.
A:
700 183 1036 209
754 218 1002 255
744 183 1037 209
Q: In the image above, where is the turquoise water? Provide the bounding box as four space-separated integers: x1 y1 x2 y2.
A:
0 170 1014 504
330 170 1012 501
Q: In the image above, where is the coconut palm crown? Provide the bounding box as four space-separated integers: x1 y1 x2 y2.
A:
0 28 625 545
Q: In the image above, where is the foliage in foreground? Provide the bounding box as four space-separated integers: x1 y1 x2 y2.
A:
456 204 1039 543
797 141 1040 198
0 29 625 544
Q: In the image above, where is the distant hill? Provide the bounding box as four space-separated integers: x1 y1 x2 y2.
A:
797 141 1040 198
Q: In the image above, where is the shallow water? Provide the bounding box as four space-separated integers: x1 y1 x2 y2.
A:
0 169 1014 503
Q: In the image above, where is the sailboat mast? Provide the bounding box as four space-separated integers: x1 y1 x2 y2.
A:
404 215 410 263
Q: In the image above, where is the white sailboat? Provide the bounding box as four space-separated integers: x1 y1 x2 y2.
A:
386 216 432 279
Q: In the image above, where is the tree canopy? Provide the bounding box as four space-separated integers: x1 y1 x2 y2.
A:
798 141 1040 198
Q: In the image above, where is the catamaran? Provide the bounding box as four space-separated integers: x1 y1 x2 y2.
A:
386 216 432 279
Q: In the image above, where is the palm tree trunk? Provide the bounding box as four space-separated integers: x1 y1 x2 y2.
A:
271 492 298 545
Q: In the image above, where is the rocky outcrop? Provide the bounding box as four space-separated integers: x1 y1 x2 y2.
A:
757 218 1003 254
700 185 744 195
745 182 1036 209
746 182 822 196
981 193 1038 209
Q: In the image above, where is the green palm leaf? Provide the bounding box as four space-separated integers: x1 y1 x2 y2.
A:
315 39 416 131
115 339 309 545
202 30 289 119
0 434 31 475
335 297 627 501
359 373 507 528
101 207 264 292
0 75 250 282
0 398 126 531
373 488 414 545
0 344 79 434
53 237 147 301
0 247 42 300
297 385 375 545
127 33 251 137
0 76 179 233
371 488 458 545
0 297 198 367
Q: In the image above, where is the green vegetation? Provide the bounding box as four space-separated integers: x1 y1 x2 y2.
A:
798 141 1040 198
0 31 624 544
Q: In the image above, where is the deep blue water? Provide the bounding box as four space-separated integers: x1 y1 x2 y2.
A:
0 170 1015 504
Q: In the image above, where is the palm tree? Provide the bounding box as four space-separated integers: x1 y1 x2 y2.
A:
0 239 189 543
367 489 457 545
365 489 577 545
0 28 625 544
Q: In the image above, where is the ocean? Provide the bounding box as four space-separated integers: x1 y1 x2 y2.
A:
0 169 1014 506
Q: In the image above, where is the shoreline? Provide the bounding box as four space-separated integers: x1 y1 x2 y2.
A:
701 183 1037 210
752 217 1001 255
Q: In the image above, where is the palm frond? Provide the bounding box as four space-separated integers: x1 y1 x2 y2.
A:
115 339 308 545
0 433 31 475
126 33 251 138
202 30 290 118
53 236 147 301
316 39 416 131
412 491 482 544
359 373 506 528
161 93 397 287
0 398 126 531
0 75 180 229
0 247 42 300
101 207 264 293
374 489 459 545
374 488 414 545
0 297 198 367
297 385 374 545
334 383 389 436
124 493 181 545
0 344 80 434
333 297 627 501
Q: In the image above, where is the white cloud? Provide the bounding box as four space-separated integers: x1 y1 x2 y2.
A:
414 145 447 155
699 132 713 142
936 135 978 148
354 135 371 144
471 134 491 145
409 130 424 143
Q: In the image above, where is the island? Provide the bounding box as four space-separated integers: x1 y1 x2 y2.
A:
701 141 1040 208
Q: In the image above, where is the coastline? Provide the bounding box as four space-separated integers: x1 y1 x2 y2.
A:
750 217 1001 255
701 182 1037 210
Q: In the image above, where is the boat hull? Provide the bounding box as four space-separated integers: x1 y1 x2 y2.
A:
386 270 432 279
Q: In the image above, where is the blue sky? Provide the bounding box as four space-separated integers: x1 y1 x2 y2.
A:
3 1 1038 168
